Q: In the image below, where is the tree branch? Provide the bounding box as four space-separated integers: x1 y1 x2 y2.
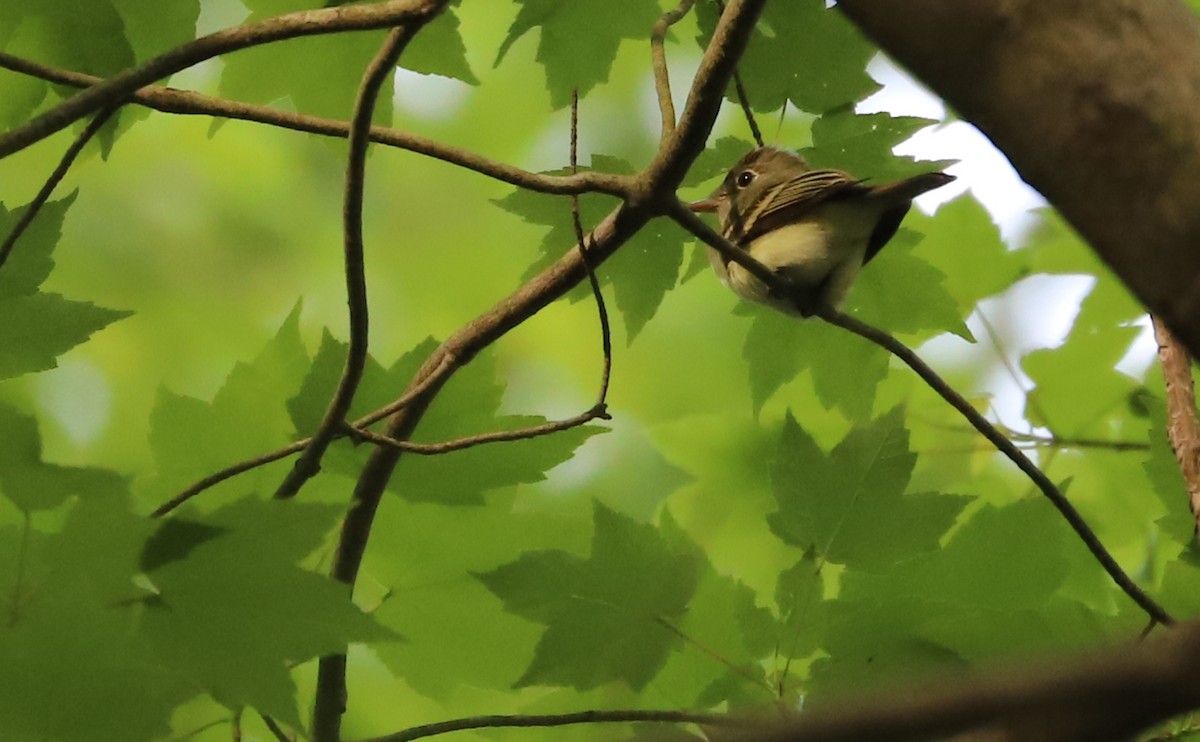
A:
0 0 445 159
275 18 439 502
359 709 741 742
651 0 697 140
1153 314 1200 536
0 52 628 197
835 0 1200 359
0 107 115 272
348 405 610 454
307 15 445 737
571 88 614 414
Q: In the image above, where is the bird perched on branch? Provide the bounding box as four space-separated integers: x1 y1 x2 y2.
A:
689 146 955 316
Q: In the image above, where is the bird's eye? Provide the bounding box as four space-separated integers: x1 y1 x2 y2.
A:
736 170 755 187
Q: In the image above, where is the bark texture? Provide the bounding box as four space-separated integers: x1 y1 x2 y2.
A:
839 0 1200 357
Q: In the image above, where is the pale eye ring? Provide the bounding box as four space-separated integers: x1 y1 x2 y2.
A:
736 170 755 187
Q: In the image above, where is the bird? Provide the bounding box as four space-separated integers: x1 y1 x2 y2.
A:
688 145 955 317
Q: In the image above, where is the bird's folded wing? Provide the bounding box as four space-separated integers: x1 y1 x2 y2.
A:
740 169 866 241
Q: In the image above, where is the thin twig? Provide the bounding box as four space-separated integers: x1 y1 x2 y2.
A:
259 713 292 742
355 354 456 427
349 405 610 454
150 441 306 518
0 107 115 272
668 200 1173 626
0 52 629 197
819 307 1173 626
655 616 776 697
1153 314 1200 535
650 0 698 139
276 21 436 502
571 89 613 408
0 0 445 158
359 709 743 742
715 0 762 146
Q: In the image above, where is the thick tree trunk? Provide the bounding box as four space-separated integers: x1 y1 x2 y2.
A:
838 0 1200 357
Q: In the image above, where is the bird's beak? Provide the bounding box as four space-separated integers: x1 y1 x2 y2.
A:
688 196 722 213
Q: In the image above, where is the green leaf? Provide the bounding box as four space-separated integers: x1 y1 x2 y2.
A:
403 7 479 84
842 498 1072 611
1023 302 1141 436
696 0 879 114
801 109 955 182
0 491 188 742
477 501 702 690
1143 396 1196 545
0 293 130 379
851 228 973 341
807 598 965 704
142 497 393 725
110 0 200 61
146 303 309 501
768 407 968 569
742 309 889 420
289 335 603 504
364 494 591 699
0 195 130 379
652 562 774 708
773 556 825 661
905 194 1029 312
493 155 687 342
220 0 394 122
0 195 75 297
0 403 127 512
496 0 659 108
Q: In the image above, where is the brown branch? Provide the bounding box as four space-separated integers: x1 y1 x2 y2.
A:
0 107 115 272
307 16 444 740
668 202 1173 626
571 89 613 409
276 20 437 502
0 52 628 197
312 1 768 737
348 405 610 454
819 307 1173 627
715 0 763 146
651 0 698 139
725 620 1200 742
359 709 742 742
0 0 445 159
1153 315 1200 535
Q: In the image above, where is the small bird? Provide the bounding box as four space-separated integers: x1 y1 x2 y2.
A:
689 146 955 316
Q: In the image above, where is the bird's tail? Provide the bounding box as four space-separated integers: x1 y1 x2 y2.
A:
872 171 956 202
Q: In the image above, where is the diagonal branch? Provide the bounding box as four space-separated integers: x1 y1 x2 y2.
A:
0 52 628 197
358 709 742 742
275 18 440 501
666 197 1174 627
0 0 443 159
0 107 115 272
820 308 1173 626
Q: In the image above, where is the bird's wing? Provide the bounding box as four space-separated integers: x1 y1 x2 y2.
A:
737 169 867 242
